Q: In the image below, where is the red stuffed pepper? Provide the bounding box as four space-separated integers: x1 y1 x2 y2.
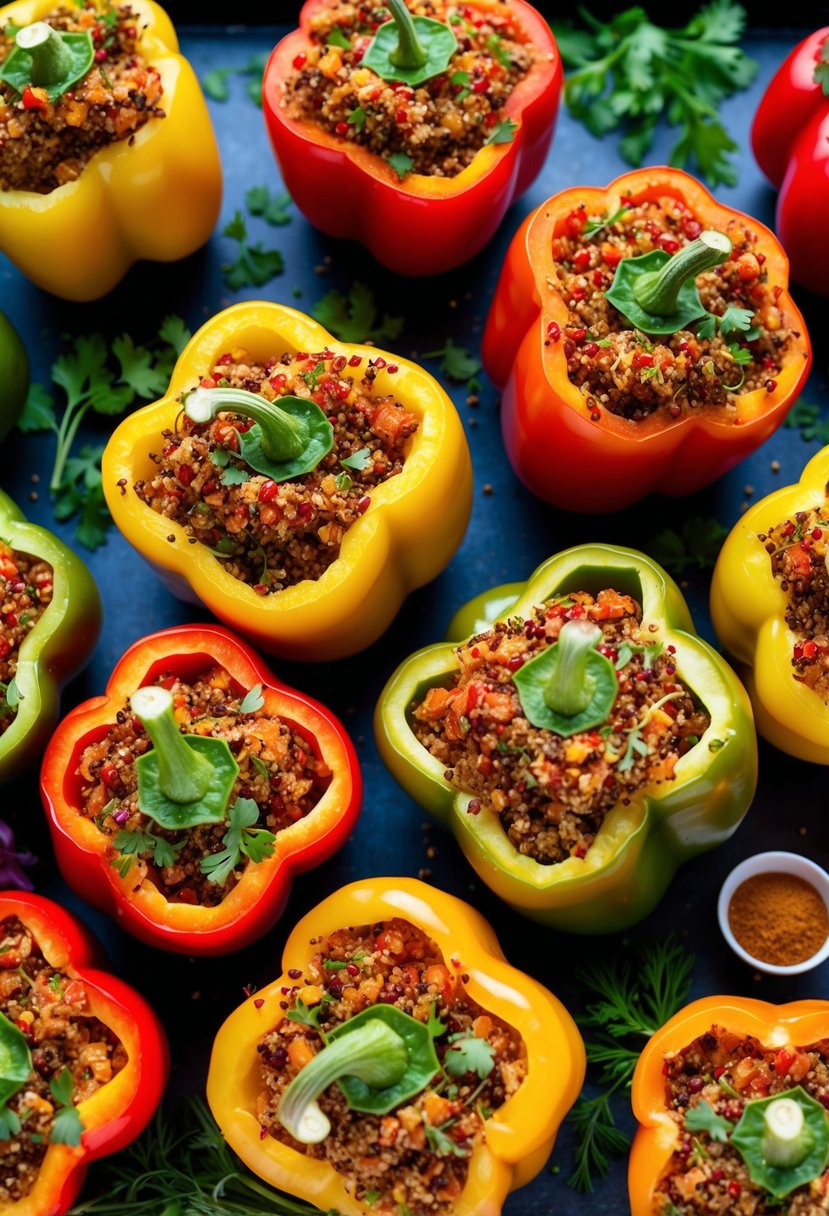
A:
263 0 561 276
40 624 361 956
0 891 167 1215
752 29 829 297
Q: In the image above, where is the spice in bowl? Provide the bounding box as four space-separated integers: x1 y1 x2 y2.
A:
728 870 829 967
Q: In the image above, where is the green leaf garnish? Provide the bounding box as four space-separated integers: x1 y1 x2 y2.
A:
239 684 265 714
347 105 365 129
312 283 404 344
244 186 293 226
200 797 276 887
0 23 93 102
731 1087 829 1198
222 212 285 291
582 205 631 239
220 466 249 486
443 1030 496 1080
512 620 618 737
362 0 456 86
49 1067 84 1146
423 339 482 382
605 232 731 336
485 117 518 145
340 447 372 472
387 151 414 179
424 1120 468 1157
685 1100 734 1142
326 26 351 50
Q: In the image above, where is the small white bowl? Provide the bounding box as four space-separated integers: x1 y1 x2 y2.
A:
718 851 829 976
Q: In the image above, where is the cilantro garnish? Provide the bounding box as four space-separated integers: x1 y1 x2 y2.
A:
0 678 19 716
49 1068 84 1146
312 282 404 344
340 447 372 472
219 466 249 487
301 361 326 391
424 1121 469 1158
286 995 331 1032
443 1030 496 1080
450 69 470 100
335 471 353 493
784 400 829 446
685 1100 733 1142
112 827 184 874
201 53 266 107
648 515 728 576
387 151 414 179
423 339 482 382
347 105 365 129
815 37 829 97
552 1 757 186
582 205 631 239
199 798 276 887
485 117 518 145
222 212 285 291
326 26 351 49
239 684 265 715
244 185 293 227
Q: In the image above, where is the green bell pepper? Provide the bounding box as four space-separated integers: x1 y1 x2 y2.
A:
0 489 101 782
0 312 28 443
375 544 757 934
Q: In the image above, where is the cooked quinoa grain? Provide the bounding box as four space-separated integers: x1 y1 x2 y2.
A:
550 197 796 421
412 590 709 864
0 544 52 735
761 506 829 698
656 1025 829 1213
0 916 126 1202
283 1 535 177
0 3 164 194
135 347 418 592
76 664 330 905
257 917 525 1216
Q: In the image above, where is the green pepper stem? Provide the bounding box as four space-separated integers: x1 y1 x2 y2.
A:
543 620 603 717
386 0 428 69
634 231 732 318
184 386 309 463
130 686 214 805
15 22 72 87
761 1097 812 1168
278 1019 408 1144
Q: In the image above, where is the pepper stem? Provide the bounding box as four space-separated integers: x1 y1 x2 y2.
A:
543 621 603 717
184 386 309 463
386 0 428 69
761 1097 813 1168
15 22 72 87
633 231 732 318
278 1019 408 1144
130 686 214 805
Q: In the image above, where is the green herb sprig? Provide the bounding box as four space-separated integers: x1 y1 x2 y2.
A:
648 516 728 576
200 798 276 887
312 283 404 345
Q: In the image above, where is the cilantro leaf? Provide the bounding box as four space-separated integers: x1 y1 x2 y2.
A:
0 1108 20 1140
326 26 351 49
244 185 293 226
49 1068 84 1147
443 1031 496 1080
287 997 325 1031
335 471 353 493
340 447 372 471
201 67 232 101
783 400 829 446
387 152 414 179
239 684 265 714
220 466 249 486
312 282 404 345
685 1100 733 1142
648 516 727 576
423 339 482 382
718 305 754 336
582 205 631 239
485 117 518 145
424 1121 468 1158
158 315 192 357
200 797 275 886
17 383 57 434
222 212 284 291
112 334 168 399
815 36 829 97
347 105 365 129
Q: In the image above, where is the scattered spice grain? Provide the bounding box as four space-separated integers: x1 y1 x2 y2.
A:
728 871 829 965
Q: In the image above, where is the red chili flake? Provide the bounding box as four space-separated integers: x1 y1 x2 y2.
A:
573 248 591 272
0 640 10 662
727 1183 742 1199
270 373 287 391
803 640 818 658
592 269 604 287
756 252 766 265
253 997 265 1009
472 78 488 93
292 53 307 69
253 583 267 596
546 321 561 341
781 520 795 537
177 465 194 486
21 85 48 110
603 248 623 269
348 354 362 367
484 112 497 127
200 376 217 389
633 351 655 368
564 206 586 237
331 355 347 373
357 495 371 514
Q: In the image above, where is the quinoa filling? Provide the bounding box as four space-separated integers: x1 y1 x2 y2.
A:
550 196 796 421
283 0 535 178
0 544 53 735
0 3 164 194
656 1024 829 1214
257 917 525 1216
76 664 329 905
0 916 126 1202
760 507 829 698
134 347 418 593
412 590 710 865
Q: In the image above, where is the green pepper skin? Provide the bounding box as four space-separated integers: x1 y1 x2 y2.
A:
0 313 28 443
375 544 757 934
0 490 101 782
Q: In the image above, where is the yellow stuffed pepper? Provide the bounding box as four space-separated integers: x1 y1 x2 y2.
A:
711 446 829 763
0 0 221 300
207 877 585 1216
102 302 472 661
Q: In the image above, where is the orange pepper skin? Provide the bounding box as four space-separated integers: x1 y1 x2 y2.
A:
0 0 222 301
262 0 561 277
40 624 361 956
101 302 472 661
207 877 585 1216
710 446 829 764
481 168 811 513
629 996 829 1215
0 891 168 1216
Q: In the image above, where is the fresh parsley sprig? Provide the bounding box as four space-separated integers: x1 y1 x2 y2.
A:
222 212 285 291
200 798 276 887
423 339 482 383
312 282 404 345
50 1067 84 1146
552 1 758 186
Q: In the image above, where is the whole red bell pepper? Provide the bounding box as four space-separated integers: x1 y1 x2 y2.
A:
0 890 167 1215
751 29 829 296
40 624 361 956
262 0 561 276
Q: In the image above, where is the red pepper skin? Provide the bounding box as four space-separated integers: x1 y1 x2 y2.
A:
40 625 362 956
262 0 561 276
751 29 829 296
0 891 167 1215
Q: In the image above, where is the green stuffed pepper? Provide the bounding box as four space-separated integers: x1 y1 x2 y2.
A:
376 544 756 933
0 311 28 442
0 489 101 782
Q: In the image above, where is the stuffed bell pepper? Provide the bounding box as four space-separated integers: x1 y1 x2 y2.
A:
376 544 756 933
263 0 561 276
102 301 472 661
0 0 221 301
710 446 829 764
40 624 361 955
482 168 811 513
0 890 167 1215
0 489 101 784
752 28 829 297
630 996 829 1214
208 877 585 1216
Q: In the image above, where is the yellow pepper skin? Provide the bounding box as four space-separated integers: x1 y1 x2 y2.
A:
629 996 829 1215
0 0 221 301
710 447 829 763
102 302 473 661
207 877 585 1216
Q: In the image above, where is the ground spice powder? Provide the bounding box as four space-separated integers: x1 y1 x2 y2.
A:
728 871 829 965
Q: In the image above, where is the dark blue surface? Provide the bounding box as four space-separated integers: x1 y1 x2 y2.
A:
2 20 829 1213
